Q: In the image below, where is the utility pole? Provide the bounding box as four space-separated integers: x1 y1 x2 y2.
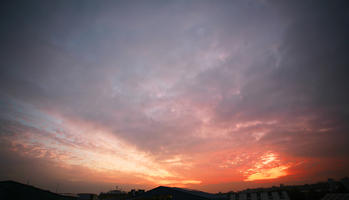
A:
56 183 59 193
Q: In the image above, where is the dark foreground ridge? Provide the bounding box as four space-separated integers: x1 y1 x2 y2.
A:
1 178 349 200
131 186 224 200
0 180 75 200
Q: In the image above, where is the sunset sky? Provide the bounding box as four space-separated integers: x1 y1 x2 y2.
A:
1 0 349 194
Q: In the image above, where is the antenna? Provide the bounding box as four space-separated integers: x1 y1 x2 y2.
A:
56 183 59 193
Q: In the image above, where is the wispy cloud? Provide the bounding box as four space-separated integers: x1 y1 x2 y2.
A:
1 0 349 193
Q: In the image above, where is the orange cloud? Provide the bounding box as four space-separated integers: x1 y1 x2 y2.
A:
245 166 289 181
242 152 290 181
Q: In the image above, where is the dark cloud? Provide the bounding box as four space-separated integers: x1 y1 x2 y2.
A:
1 0 349 192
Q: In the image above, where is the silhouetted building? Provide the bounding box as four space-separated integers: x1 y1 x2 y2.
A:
230 190 290 200
321 193 349 200
108 189 125 194
229 178 349 200
340 177 349 191
78 193 98 200
129 189 145 197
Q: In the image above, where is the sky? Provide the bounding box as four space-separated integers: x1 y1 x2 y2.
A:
1 0 349 194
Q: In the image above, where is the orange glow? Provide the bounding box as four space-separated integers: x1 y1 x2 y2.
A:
4 116 204 187
245 165 289 181
1 98 341 192
242 152 290 181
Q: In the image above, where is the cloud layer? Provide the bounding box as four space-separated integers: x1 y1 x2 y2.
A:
1 0 349 193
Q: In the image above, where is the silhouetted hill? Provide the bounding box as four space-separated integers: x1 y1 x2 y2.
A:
0 180 76 200
132 186 227 200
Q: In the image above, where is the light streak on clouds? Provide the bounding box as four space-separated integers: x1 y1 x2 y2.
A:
0 97 200 186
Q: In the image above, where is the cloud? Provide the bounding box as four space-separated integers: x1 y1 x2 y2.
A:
0 97 202 189
1 0 349 193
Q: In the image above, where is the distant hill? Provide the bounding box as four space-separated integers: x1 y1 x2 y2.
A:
0 180 76 200
132 186 227 200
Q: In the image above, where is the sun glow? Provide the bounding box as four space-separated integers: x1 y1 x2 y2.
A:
243 152 290 181
245 166 289 181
